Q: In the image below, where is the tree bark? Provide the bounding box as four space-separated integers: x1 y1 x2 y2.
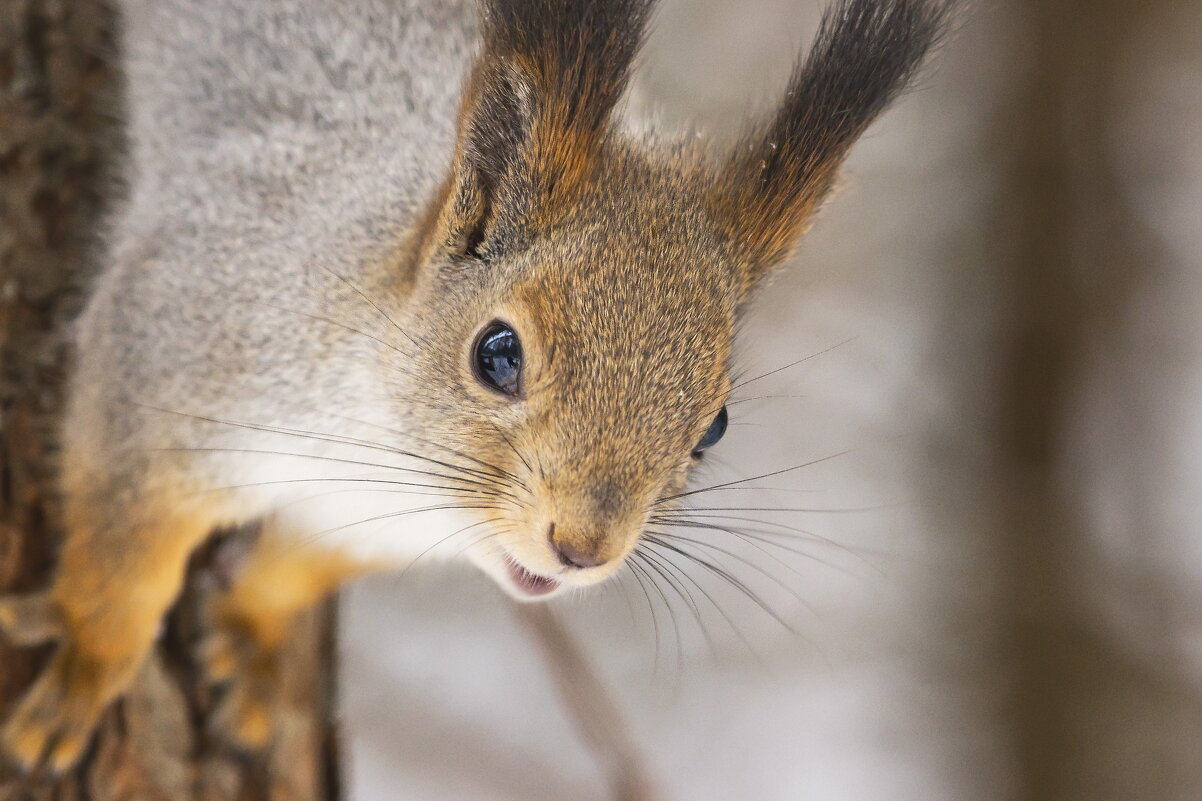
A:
0 3 340 799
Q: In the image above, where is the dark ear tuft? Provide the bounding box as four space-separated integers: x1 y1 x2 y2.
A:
718 0 950 276
439 0 655 258
481 0 653 138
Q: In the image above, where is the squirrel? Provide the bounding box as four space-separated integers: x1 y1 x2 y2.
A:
0 0 947 773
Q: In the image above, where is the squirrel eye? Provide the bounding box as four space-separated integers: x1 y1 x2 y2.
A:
693 405 728 456
473 322 522 396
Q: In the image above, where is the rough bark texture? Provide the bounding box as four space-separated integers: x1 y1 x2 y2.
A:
0 3 340 799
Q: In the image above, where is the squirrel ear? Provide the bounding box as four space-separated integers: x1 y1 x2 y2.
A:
436 0 654 258
715 0 949 282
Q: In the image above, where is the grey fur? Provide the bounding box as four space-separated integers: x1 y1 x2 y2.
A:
70 0 478 520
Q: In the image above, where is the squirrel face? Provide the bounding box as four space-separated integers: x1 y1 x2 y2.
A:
377 0 946 599
395 152 741 598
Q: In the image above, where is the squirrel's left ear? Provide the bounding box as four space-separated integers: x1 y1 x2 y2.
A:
715 0 950 285
433 0 654 261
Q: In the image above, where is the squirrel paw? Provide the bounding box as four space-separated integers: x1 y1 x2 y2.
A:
0 592 64 646
200 628 282 751
1 646 125 774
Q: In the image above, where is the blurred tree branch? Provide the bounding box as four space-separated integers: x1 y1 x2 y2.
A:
512 603 660 801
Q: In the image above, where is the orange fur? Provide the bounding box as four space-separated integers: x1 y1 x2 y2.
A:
2 494 213 771
213 538 378 651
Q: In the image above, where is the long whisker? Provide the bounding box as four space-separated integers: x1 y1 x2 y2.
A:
641 536 798 633
394 517 506 581
648 521 821 584
263 487 476 517
726 394 807 406
647 516 868 575
654 449 853 505
728 337 854 394
138 444 449 478
654 504 891 515
147 445 509 501
662 486 820 496
623 559 663 674
445 521 513 563
156 404 514 488
645 531 812 610
651 512 880 565
136 406 523 499
261 301 417 361
297 502 500 548
490 422 534 476
253 392 531 485
629 551 683 679
440 521 514 571
195 476 490 497
238 397 528 487
316 264 425 350
637 548 705 633
273 395 527 485
636 546 719 661
642 542 761 659
611 570 641 630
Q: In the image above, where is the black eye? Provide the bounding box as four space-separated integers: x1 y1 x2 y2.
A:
693 405 728 455
473 322 522 396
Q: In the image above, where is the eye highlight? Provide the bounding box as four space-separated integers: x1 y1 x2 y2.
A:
473 321 523 396
693 405 728 456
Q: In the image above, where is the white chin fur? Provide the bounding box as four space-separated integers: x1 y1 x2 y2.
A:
233 448 496 568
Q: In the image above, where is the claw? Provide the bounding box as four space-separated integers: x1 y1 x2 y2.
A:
2 720 50 774
46 732 90 775
0 646 120 774
215 688 274 751
199 632 239 682
199 624 282 752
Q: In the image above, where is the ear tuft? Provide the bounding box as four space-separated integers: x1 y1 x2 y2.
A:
439 0 655 258
477 0 655 206
718 0 951 276
481 0 653 133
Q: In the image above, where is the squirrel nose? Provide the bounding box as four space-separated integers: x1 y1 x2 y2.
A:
548 523 608 569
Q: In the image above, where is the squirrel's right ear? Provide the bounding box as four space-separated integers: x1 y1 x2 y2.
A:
714 0 949 286
431 0 654 261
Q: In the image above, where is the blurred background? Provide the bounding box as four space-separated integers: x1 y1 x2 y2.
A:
338 0 1202 799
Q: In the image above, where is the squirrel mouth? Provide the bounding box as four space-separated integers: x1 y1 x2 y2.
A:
504 557 559 597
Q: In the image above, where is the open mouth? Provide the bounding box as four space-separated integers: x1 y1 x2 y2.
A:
504 557 560 597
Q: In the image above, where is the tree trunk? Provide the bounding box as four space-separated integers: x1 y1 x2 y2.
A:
0 3 340 799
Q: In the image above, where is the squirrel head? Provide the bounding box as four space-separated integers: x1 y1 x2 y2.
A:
386 0 947 599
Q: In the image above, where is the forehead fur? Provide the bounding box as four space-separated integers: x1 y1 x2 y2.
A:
523 151 736 380
462 150 735 468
